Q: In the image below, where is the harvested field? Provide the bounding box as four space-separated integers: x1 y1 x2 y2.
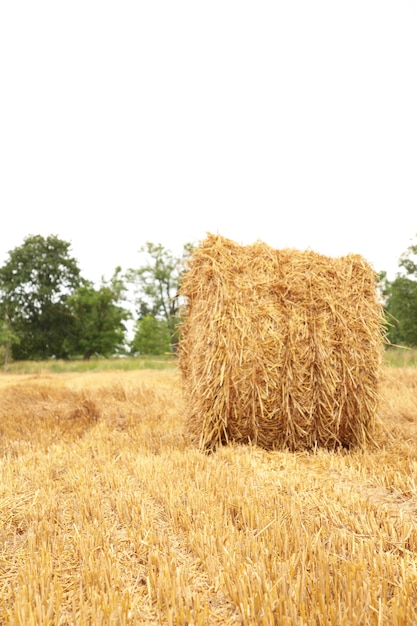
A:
0 366 417 624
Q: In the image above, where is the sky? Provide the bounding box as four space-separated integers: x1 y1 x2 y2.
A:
1 1 416 284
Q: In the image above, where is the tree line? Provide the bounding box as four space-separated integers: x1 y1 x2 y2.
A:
380 236 417 348
0 234 416 364
0 235 193 363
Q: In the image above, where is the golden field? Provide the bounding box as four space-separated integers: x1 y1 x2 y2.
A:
1 364 417 625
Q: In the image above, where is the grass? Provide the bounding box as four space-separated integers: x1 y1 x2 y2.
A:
0 363 417 624
2 355 178 375
2 346 416 376
383 346 417 368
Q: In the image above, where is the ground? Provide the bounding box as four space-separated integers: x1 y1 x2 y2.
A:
0 366 417 625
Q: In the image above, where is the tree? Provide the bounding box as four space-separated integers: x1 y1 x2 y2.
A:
0 305 20 369
384 235 417 346
0 235 82 360
66 268 130 360
131 315 171 355
384 277 417 346
399 238 417 277
126 242 193 351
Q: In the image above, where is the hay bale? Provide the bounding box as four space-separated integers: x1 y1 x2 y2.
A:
178 234 385 451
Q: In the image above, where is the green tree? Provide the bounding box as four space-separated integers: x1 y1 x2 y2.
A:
126 242 193 351
131 315 171 355
384 235 417 346
384 277 417 346
399 238 417 277
0 305 20 368
0 235 82 360
66 268 130 360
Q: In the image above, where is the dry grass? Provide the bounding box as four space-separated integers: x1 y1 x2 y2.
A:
0 366 417 625
179 234 385 452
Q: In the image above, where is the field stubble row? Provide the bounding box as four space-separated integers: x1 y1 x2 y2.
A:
0 367 417 625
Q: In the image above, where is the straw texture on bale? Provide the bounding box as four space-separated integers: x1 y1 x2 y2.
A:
178 234 385 452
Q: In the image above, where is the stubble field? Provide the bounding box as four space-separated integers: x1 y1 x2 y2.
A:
1 364 417 625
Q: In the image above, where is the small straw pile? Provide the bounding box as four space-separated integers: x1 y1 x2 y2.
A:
178 234 385 451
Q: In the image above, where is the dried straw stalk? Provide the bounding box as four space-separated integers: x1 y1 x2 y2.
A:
178 234 385 452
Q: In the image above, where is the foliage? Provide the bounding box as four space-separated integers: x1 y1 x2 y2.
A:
0 312 20 368
384 276 417 346
131 315 171 355
384 235 417 347
126 242 194 349
66 268 130 360
399 239 417 277
0 234 195 362
0 235 82 360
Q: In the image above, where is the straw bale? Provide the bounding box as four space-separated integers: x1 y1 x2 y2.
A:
178 234 385 451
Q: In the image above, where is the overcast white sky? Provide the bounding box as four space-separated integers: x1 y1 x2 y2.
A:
1 1 416 284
